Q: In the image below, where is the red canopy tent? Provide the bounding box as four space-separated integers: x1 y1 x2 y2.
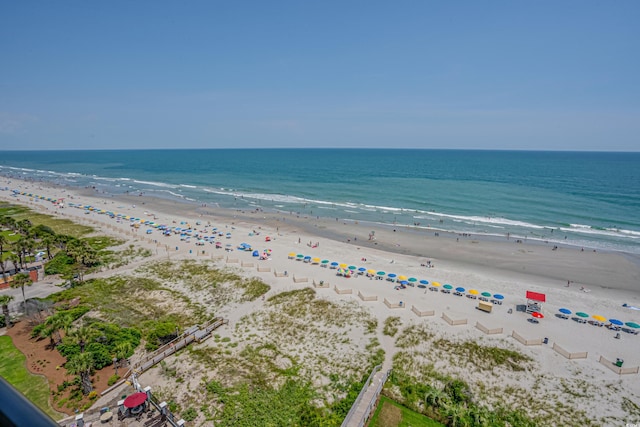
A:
526 291 546 313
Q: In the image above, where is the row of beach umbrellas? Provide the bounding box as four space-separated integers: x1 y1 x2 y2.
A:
287 253 505 300
557 308 639 328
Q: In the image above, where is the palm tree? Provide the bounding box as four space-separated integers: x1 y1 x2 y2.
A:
0 294 14 328
68 324 97 353
0 234 9 281
113 341 134 374
41 313 73 346
40 234 55 260
66 352 94 395
10 272 33 313
444 404 471 427
424 386 449 409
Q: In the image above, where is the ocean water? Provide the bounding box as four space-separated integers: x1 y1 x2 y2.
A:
1 149 639 255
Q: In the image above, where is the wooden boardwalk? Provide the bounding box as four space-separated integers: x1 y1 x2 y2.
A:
341 366 391 427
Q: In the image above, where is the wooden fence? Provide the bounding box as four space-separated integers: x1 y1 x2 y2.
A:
383 298 405 309
411 305 434 317
475 322 503 335
552 343 588 359
358 291 378 302
511 330 543 346
441 312 467 326
598 356 639 375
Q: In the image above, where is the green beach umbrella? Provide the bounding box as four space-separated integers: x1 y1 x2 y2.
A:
348 265 357 270
481 292 492 297
376 271 386 276
576 312 589 318
443 284 453 290
625 322 640 329
408 277 417 283
321 259 329 264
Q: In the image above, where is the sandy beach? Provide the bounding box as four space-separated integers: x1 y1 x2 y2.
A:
2 176 640 426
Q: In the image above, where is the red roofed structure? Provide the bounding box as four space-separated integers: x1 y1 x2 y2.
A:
526 291 546 302
526 291 546 313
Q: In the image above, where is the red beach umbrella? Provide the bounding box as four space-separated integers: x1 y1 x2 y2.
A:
123 392 148 408
531 312 544 319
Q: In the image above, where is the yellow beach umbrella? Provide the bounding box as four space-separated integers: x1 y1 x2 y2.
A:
367 269 376 275
431 282 441 287
288 252 296 259
398 275 408 282
339 263 348 269
311 257 321 264
468 289 479 295
592 315 606 322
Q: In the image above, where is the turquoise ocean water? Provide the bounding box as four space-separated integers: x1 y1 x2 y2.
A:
1 149 639 255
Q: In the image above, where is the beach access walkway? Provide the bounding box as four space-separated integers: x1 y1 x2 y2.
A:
101 317 228 397
341 364 391 427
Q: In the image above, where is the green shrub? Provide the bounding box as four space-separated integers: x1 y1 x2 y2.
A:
44 252 74 275
182 407 197 421
107 374 120 386
86 342 112 369
143 320 177 351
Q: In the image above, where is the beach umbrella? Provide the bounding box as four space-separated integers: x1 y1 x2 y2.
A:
609 319 623 326
376 271 386 276
481 292 492 297
311 257 321 264
288 252 296 259
468 289 479 295
348 265 357 271
493 294 504 300
443 284 453 290
532 312 544 319
419 280 429 285
339 263 348 269
625 322 640 329
123 392 148 409
408 277 417 283
455 287 465 293
358 267 367 272
559 308 572 315
321 259 330 264
368 269 376 275
388 273 397 279
398 275 408 282
330 262 339 266
400 281 408 285
576 312 589 318
592 315 606 322
296 253 304 258
431 282 441 287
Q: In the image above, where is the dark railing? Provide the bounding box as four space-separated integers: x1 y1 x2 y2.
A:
0 377 59 427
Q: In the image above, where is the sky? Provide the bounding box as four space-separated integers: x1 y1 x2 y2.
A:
1 1 639 151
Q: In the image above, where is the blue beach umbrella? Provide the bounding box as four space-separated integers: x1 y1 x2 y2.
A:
358 267 367 272
330 262 339 266
609 319 623 326
419 280 429 285
400 281 408 285
388 273 397 279
493 294 504 300
455 287 465 293
559 308 572 315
